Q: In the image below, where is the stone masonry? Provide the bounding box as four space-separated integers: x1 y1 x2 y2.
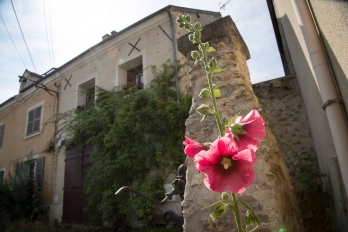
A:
177 16 303 231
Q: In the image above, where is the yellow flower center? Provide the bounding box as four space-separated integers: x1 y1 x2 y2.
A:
221 157 232 170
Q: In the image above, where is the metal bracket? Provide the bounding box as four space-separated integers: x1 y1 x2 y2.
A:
322 98 343 110
158 25 172 41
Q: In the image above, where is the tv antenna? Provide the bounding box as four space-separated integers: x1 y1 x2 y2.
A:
220 0 231 10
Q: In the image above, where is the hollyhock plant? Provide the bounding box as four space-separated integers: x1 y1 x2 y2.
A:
177 14 264 231
194 136 256 193
228 110 266 151
183 136 208 158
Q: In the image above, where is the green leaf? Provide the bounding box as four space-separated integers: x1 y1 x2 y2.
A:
207 47 216 52
222 117 229 125
203 142 211 148
199 88 210 98
213 89 221 97
213 68 223 73
210 203 226 221
228 114 239 125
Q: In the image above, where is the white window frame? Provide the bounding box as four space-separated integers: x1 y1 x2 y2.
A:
25 101 44 138
75 77 97 108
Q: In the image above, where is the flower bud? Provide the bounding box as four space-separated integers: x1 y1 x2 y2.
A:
194 31 201 40
194 22 202 31
221 192 230 202
188 34 194 42
199 88 210 98
196 104 211 116
208 57 218 70
185 15 191 23
191 50 200 60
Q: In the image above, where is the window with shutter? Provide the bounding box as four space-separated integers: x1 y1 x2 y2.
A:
26 105 43 136
0 124 4 148
35 157 44 190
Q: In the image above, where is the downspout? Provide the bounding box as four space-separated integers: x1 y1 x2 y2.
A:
166 7 180 102
291 0 348 195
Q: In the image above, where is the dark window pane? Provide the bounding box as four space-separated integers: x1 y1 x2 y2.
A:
27 121 33 135
34 106 42 120
33 119 40 133
28 110 34 122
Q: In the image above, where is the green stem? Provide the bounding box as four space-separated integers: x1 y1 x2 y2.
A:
199 42 224 137
232 193 244 232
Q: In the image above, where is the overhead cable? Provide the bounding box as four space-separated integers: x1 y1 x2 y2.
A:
42 0 53 67
10 0 38 73
0 13 27 68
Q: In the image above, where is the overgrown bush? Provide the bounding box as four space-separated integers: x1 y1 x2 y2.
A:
48 60 190 229
0 158 49 229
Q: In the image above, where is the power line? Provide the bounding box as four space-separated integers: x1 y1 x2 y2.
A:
42 0 53 67
10 0 37 73
48 0 55 67
0 13 27 68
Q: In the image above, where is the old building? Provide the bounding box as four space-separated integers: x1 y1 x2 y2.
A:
0 69 60 209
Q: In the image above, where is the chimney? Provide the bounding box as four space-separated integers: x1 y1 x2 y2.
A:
110 30 117 36
102 34 110 41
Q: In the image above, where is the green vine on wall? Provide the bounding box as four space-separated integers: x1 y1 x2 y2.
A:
46 60 190 229
276 137 333 232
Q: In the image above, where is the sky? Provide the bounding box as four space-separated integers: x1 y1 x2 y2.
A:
0 0 284 104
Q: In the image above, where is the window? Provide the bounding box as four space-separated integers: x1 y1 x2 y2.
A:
77 78 95 108
0 123 4 147
14 156 44 190
118 55 144 90
26 104 43 137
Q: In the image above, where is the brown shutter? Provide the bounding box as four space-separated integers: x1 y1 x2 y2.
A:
0 124 4 147
26 105 42 136
35 157 44 190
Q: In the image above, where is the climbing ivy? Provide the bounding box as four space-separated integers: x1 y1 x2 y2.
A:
47 60 190 229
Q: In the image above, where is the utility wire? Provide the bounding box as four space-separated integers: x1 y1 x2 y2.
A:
0 13 27 68
48 0 54 67
10 0 37 73
42 0 52 67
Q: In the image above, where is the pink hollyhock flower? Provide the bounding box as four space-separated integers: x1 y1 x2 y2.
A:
228 109 266 151
194 136 256 193
183 136 208 158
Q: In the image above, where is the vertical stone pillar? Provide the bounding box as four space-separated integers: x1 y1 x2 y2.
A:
177 16 303 231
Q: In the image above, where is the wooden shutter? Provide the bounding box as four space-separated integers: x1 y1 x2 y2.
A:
35 157 44 190
26 105 42 136
0 124 4 147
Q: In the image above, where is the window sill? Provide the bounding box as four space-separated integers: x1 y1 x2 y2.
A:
24 131 42 139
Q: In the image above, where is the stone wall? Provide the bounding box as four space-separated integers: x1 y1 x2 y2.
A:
177 16 303 231
252 76 315 156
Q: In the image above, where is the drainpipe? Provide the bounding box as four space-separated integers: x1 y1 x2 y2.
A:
166 7 180 102
291 0 348 195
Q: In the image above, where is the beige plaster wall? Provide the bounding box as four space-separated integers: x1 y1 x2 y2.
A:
309 0 348 117
0 80 61 205
273 0 348 229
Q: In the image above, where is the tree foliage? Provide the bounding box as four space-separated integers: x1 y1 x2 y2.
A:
0 156 48 229
49 60 190 229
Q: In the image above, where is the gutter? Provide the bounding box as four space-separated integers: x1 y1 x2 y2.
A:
166 7 180 102
291 0 348 195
